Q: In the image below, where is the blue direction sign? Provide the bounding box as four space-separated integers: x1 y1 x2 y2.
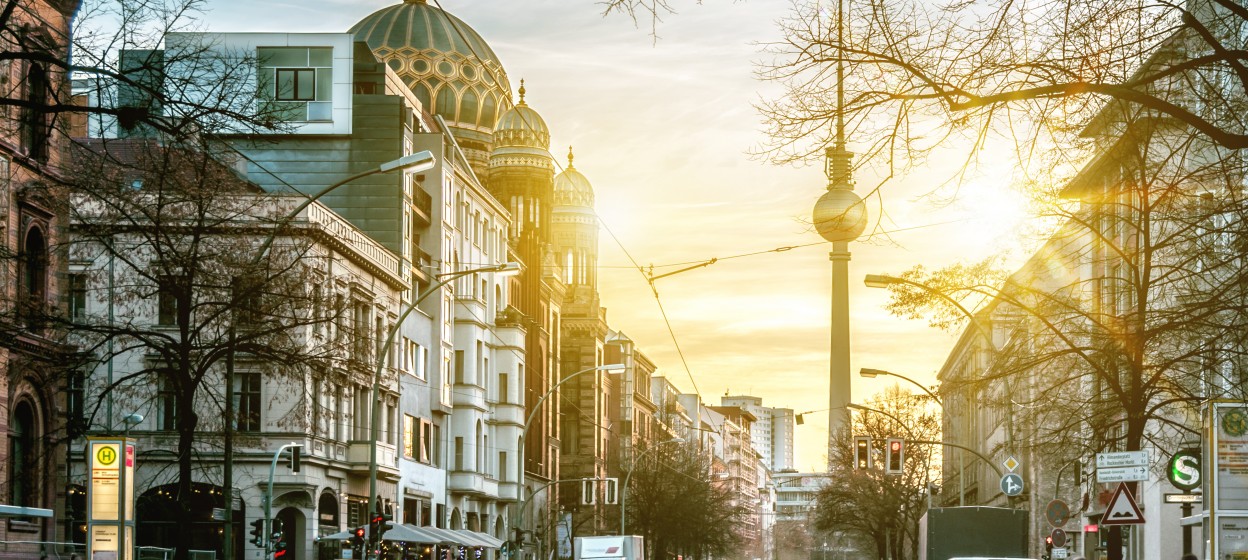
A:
1000 473 1024 496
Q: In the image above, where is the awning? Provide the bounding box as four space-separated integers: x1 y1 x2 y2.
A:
421 527 474 546
319 524 445 544
459 530 504 548
0 505 53 518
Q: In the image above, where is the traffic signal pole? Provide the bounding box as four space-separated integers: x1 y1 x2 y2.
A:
265 443 303 557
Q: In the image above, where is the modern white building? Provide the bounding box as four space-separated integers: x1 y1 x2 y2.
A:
721 395 796 472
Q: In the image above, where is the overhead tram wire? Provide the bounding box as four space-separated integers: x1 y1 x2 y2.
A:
433 0 709 402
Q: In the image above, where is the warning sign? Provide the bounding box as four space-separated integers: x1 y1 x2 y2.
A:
1100 482 1145 525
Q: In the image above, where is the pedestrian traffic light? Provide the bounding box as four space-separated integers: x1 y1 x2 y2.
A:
289 445 301 473
854 436 872 470
352 526 366 543
249 518 266 547
885 438 904 475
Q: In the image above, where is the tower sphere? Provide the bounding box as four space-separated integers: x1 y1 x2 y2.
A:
813 189 867 242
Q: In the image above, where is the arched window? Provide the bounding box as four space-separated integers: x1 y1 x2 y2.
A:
22 63 50 161
20 226 47 325
10 401 36 507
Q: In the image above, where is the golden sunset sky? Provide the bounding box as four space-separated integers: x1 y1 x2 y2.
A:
199 0 1046 471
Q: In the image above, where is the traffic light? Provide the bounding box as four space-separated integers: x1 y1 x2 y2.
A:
272 519 287 559
854 436 872 470
885 438 905 475
249 518 266 547
352 526 367 559
290 446 301 473
1042 535 1053 560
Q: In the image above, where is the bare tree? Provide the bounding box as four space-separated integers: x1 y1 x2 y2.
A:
37 137 345 560
757 0 1248 188
815 388 939 560
875 111 1248 480
0 0 289 145
624 440 748 560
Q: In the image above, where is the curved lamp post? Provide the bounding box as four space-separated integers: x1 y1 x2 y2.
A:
863 272 1014 506
858 368 941 404
367 261 523 530
229 150 435 560
619 438 683 536
511 364 624 557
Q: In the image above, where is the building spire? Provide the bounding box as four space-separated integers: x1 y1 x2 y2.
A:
825 0 854 192
518 79 527 106
567 145 575 168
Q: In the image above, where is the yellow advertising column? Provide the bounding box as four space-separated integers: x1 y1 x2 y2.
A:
87 438 136 560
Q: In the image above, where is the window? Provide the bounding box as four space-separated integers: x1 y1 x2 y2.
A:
157 275 184 326
20 226 48 325
499 373 509 404
68 272 87 320
403 415 416 458
454 350 465 384
9 401 36 507
455 437 464 470
276 68 316 101
499 451 508 482
420 420 432 464
233 372 262 431
432 424 441 467
257 47 333 121
157 375 177 431
21 63 50 161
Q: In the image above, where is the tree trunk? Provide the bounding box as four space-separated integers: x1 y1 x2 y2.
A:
175 386 200 560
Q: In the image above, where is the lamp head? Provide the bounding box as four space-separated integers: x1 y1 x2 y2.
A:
599 363 626 374
845 403 866 412
863 274 899 289
122 413 144 425
379 150 436 174
859 368 884 378
495 262 522 277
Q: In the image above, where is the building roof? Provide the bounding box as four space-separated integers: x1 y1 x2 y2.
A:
350 0 512 133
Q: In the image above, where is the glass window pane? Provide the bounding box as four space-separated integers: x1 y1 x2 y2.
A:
295 69 315 100
275 69 297 100
316 68 332 100
309 47 332 67
262 47 307 67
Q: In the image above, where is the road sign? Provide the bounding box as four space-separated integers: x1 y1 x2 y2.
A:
1096 450 1149 469
1100 482 1145 525
1052 548 1068 559
1167 448 1201 491
1050 528 1067 548
1097 465 1149 483
1164 493 1202 503
1000 473 1024 496
1045 499 1071 527
1004 456 1020 472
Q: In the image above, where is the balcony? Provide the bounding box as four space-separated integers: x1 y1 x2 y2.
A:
411 186 433 227
491 402 524 427
347 441 399 478
497 480 520 502
453 384 487 412
449 471 499 498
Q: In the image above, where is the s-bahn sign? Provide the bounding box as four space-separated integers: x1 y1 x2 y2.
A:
1167 448 1201 491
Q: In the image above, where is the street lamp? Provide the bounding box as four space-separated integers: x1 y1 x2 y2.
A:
120 413 142 560
858 368 941 404
223 149 437 560
863 272 1013 506
619 438 683 535
511 363 625 555
367 261 523 531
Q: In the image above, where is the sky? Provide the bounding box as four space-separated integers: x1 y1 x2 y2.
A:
195 0 1046 471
